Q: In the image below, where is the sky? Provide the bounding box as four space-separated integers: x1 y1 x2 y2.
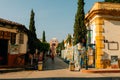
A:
0 0 104 42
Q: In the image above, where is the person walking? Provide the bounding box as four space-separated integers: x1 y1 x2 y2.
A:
78 43 86 69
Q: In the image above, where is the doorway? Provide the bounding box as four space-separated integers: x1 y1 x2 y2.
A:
0 39 8 65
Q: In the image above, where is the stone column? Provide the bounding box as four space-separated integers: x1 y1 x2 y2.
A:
95 17 104 69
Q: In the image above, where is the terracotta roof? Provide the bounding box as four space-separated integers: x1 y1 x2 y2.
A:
0 18 29 34
0 18 25 27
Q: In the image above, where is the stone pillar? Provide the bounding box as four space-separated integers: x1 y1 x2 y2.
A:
95 17 104 69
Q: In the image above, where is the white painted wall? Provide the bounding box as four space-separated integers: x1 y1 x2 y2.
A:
103 20 120 59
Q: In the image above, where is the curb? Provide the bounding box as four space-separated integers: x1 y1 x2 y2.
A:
81 69 120 73
0 68 25 73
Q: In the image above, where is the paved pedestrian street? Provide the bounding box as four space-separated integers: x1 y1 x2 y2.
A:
0 56 120 80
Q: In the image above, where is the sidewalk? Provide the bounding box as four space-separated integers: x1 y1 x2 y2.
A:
0 56 120 74
0 56 120 79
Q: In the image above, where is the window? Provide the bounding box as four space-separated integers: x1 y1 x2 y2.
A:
0 31 4 38
108 42 119 50
11 33 16 44
19 33 24 44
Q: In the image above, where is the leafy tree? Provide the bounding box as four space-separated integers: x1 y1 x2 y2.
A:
57 40 65 50
61 40 65 50
56 40 65 55
35 40 50 60
37 42 50 52
104 0 120 3
73 0 87 46
42 30 46 42
56 43 61 54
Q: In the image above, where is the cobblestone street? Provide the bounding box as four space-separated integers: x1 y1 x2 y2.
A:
43 56 68 70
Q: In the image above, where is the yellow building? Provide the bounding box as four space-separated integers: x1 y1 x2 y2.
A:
85 2 120 69
64 35 73 61
0 18 28 67
64 36 72 49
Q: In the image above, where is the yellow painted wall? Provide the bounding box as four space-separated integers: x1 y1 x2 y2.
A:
85 2 120 69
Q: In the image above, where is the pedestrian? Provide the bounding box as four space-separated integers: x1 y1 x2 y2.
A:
49 49 55 62
38 52 43 61
25 51 29 65
79 43 86 69
51 53 54 62
80 44 86 68
29 53 33 65
33 53 38 69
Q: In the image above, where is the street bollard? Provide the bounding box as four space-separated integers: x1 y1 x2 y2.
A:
38 61 43 71
69 61 75 71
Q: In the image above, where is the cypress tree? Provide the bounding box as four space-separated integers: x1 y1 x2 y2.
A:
66 34 72 46
42 30 46 42
28 9 37 54
105 0 120 3
73 0 87 45
29 9 36 39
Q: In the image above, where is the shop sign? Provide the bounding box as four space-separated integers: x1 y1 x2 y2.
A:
0 31 10 39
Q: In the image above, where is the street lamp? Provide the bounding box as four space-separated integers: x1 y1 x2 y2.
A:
85 29 92 70
72 39 74 62
85 50 88 70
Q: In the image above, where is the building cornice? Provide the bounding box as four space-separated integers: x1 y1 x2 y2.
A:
85 2 120 22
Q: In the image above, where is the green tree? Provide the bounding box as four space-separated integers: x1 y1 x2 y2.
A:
104 0 120 3
73 0 87 46
42 30 46 42
61 40 65 50
66 34 72 46
28 9 37 54
29 9 36 39
27 29 36 54
56 40 65 55
37 42 50 52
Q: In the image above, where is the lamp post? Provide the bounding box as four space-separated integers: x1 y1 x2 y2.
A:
72 39 74 62
85 50 88 70
85 29 92 70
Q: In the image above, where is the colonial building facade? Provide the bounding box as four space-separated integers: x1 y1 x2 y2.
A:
85 2 120 69
0 18 28 67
